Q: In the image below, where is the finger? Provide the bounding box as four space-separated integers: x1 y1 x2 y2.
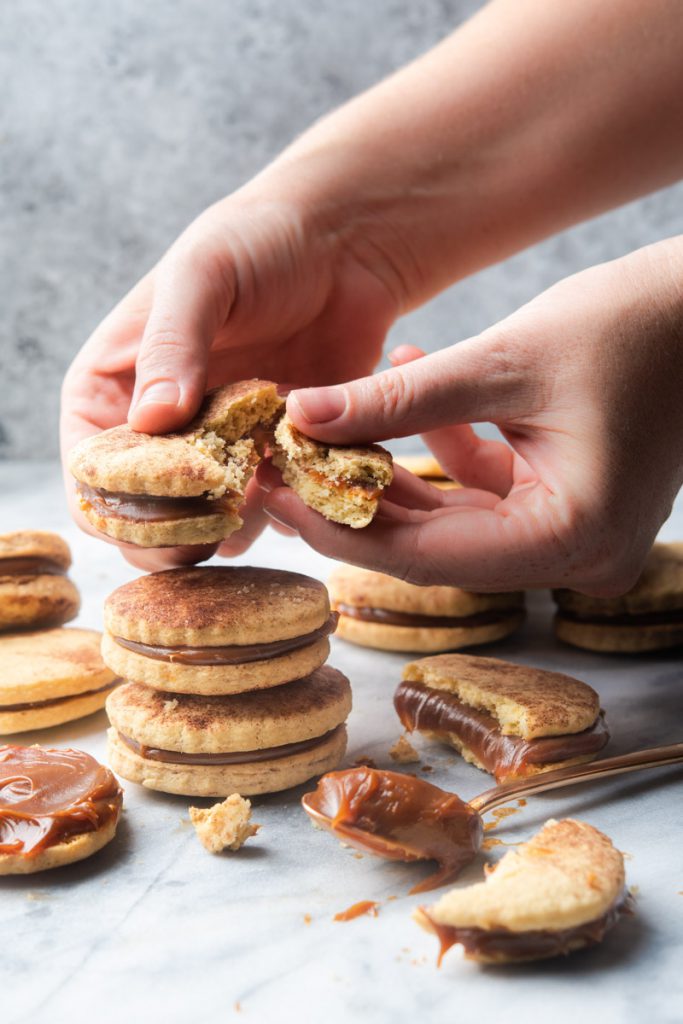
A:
216 480 269 557
122 543 219 572
388 344 426 366
128 235 234 433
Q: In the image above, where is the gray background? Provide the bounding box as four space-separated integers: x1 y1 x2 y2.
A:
2 0 682 459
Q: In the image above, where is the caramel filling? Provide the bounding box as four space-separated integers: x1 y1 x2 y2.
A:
423 890 634 964
0 745 122 857
117 724 343 766
113 613 338 666
337 604 518 629
307 469 383 500
76 483 235 523
0 681 119 714
394 681 609 781
302 767 483 893
558 608 683 627
0 556 67 577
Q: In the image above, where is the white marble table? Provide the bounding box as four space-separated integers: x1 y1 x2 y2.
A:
2 461 682 1024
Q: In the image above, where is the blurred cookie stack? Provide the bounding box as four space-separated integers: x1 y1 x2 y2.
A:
0 530 119 734
102 566 352 796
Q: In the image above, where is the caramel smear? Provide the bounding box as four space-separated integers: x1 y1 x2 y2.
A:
333 900 379 922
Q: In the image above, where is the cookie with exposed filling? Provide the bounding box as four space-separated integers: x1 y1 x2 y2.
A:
0 530 80 631
329 565 524 652
415 818 631 963
102 566 336 694
395 653 608 781
67 379 283 546
106 666 352 796
0 628 119 734
272 414 393 528
554 542 683 653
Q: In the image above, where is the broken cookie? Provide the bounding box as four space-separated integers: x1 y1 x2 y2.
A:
189 794 260 853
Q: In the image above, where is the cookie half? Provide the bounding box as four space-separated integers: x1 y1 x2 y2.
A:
0 530 80 631
416 818 631 963
329 565 524 653
106 666 352 796
0 745 123 874
67 379 283 546
395 653 608 781
272 414 393 528
554 542 683 653
102 566 335 694
0 628 119 734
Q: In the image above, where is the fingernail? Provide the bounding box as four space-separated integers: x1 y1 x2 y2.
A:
134 380 180 408
289 386 346 424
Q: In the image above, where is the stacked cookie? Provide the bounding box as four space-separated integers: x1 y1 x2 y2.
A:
103 566 352 796
0 531 119 734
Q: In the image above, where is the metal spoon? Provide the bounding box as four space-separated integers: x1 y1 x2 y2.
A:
302 742 683 893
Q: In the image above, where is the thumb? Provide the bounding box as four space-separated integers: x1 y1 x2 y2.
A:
286 330 537 445
128 243 233 433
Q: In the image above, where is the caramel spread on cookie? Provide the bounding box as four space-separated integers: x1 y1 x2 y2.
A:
0 680 119 713
0 557 67 577
0 746 122 857
76 484 232 523
113 613 338 665
302 767 482 893
336 604 516 629
394 680 609 781
118 725 344 766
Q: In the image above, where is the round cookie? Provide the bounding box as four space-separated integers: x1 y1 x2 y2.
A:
0 530 80 630
329 565 524 653
102 566 335 694
106 666 352 796
0 745 123 874
553 541 683 652
0 628 119 734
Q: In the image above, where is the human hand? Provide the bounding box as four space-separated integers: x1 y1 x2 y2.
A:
260 239 683 594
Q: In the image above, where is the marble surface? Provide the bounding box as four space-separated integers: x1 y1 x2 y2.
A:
3 0 683 458
2 460 682 1024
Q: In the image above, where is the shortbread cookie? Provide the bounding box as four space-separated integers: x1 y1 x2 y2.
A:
554 542 683 652
395 654 608 781
106 666 352 796
329 565 524 652
0 530 79 631
68 380 283 546
0 745 123 874
272 414 393 528
0 628 119 734
416 818 631 963
102 566 336 695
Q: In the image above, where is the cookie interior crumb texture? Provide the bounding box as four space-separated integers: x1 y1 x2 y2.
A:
389 734 420 763
189 794 260 853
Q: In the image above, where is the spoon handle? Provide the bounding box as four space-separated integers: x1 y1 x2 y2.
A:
469 742 683 815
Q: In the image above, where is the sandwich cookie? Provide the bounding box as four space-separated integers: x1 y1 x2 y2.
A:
329 565 524 652
68 380 283 547
0 628 119 734
0 745 123 874
272 414 393 528
0 531 79 631
106 666 352 796
102 566 337 695
415 818 632 964
554 541 683 653
394 454 460 490
395 654 608 781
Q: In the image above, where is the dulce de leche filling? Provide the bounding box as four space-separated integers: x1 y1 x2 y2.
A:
0 680 119 713
302 767 483 893
422 889 634 964
0 745 122 857
117 724 344 766
0 556 67 577
336 603 517 629
76 483 234 523
113 613 338 666
394 680 609 781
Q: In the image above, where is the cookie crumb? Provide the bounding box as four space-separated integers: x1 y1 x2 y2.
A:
163 698 179 712
389 735 420 764
189 794 259 853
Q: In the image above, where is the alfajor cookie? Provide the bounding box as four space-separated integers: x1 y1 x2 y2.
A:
272 413 393 528
68 379 283 547
415 818 632 963
106 666 352 796
395 654 608 781
329 565 524 653
0 531 80 631
102 566 337 695
0 628 119 734
0 745 123 874
394 453 460 490
554 542 683 653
